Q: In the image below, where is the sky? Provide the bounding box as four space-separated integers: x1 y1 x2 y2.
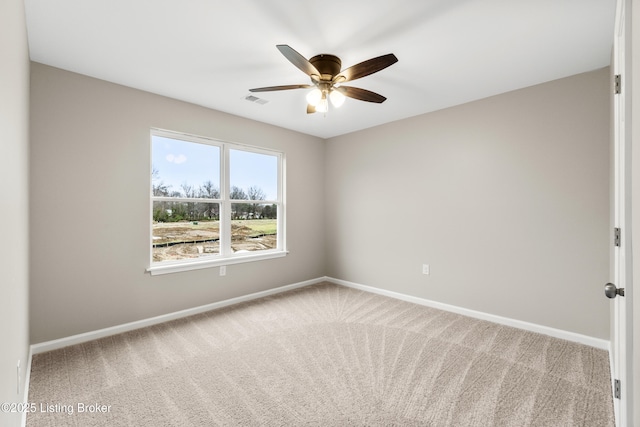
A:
152 135 278 200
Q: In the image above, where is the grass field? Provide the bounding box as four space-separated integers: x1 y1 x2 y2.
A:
233 219 277 235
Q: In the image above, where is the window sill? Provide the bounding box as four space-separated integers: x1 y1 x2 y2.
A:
146 250 288 276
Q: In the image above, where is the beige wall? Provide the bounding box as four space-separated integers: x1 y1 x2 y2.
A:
326 68 611 339
30 63 612 345
0 0 30 425
29 63 326 343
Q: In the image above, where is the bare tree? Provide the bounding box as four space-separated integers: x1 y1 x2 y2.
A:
230 186 248 219
180 183 197 220
151 167 171 196
199 180 220 199
230 186 247 200
180 183 196 198
247 186 266 218
197 181 220 220
247 186 266 201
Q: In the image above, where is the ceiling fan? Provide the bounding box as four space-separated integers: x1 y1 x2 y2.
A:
249 45 398 114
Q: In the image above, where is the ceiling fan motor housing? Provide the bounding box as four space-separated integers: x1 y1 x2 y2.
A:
309 54 341 80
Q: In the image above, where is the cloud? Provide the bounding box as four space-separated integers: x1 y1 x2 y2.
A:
166 154 187 164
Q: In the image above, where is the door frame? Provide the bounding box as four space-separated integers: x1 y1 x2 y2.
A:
612 0 632 425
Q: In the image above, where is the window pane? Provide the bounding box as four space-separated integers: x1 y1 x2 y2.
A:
152 135 220 198
152 201 220 262
230 149 278 200
231 203 278 253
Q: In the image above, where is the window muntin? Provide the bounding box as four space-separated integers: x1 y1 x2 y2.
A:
149 130 285 273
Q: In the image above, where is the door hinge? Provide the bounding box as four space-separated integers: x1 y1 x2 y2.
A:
614 228 621 247
614 379 621 399
615 75 622 94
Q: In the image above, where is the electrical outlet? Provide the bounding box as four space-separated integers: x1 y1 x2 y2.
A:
220 266 226 276
422 264 430 275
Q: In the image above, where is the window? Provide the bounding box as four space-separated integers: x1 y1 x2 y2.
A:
148 129 285 275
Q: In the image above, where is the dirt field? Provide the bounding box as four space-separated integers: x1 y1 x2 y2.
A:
152 220 276 262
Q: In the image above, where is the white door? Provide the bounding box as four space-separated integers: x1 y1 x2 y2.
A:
610 0 631 425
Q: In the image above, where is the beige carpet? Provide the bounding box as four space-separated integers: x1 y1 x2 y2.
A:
27 282 614 426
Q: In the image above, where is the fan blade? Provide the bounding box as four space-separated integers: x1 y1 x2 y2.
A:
335 86 387 103
249 84 313 92
333 53 398 84
277 45 321 80
307 104 316 114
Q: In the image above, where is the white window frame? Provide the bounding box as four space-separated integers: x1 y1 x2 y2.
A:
147 128 286 275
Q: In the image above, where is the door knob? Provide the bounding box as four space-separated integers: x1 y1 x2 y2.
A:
604 283 625 298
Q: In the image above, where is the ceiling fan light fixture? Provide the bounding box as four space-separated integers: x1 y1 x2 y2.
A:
329 89 345 108
306 88 322 106
316 96 329 113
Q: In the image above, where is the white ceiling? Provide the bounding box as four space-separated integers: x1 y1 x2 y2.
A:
24 0 616 139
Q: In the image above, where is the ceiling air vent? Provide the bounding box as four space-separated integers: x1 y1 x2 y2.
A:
244 94 269 105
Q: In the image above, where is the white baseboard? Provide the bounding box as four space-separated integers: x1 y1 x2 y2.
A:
24 275 613 427
21 346 32 427
30 277 324 355
325 276 610 350
30 275 609 357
